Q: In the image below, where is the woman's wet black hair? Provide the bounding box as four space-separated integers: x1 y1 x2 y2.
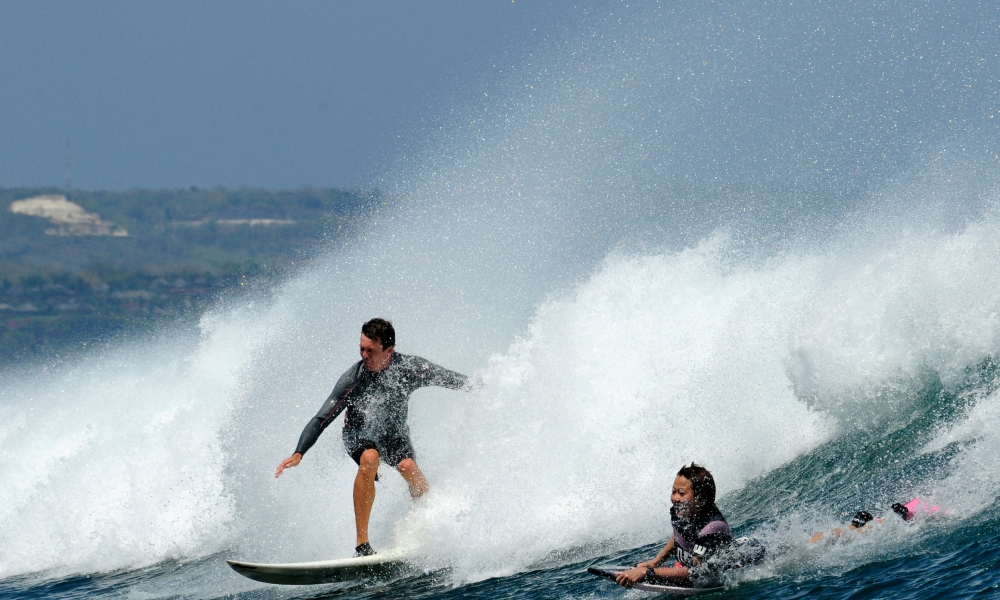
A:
676 463 716 506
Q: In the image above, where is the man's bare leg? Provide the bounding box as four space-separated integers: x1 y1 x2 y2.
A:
396 457 429 498
353 449 380 546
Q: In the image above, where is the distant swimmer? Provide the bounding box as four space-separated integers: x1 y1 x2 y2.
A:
274 318 469 557
897 497 949 519
614 464 763 589
808 498 947 543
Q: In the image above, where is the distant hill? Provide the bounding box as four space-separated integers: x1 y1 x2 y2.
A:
0 186 376 362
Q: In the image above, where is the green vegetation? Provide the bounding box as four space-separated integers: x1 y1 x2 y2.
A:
0 186 376 362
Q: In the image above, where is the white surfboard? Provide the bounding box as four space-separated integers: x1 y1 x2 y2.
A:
588 566 724 595
227 550 409 585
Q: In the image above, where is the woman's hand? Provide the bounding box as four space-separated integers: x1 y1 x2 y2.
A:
614 566 647 588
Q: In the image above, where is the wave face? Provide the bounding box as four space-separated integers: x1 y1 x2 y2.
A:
3 0 1000 596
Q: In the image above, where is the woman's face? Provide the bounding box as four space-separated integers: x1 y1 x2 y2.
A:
671 475 697 516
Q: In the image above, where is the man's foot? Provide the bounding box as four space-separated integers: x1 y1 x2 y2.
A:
354 542 376 557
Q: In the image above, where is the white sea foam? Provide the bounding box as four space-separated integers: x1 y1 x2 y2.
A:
389 235 833 579
216 196 1000 584
383 203 1000 581
921 369 1000 516
0 304 270 577
786 214 1000 417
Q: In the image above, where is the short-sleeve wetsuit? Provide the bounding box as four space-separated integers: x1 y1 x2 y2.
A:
668 503 733 586
294 353 468 466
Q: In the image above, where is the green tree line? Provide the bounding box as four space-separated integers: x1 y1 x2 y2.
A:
0 186 377 362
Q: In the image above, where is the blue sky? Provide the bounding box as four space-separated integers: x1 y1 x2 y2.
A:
0 1 559 190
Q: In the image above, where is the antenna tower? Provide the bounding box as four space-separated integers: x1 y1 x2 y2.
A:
65 138 72 191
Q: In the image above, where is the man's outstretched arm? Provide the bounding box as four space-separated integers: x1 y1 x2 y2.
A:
411 356 469 389
275 365 358 477
274 415 326 477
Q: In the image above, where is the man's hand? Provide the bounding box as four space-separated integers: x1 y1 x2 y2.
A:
614 566 647 588
275 453 302 478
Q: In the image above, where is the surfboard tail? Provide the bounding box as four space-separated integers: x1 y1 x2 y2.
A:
226 554 409 585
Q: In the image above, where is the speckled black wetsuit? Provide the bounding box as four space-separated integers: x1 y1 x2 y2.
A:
666 503 734 587
294 353 467 466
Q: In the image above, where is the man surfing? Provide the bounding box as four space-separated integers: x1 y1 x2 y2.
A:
275 318 469 557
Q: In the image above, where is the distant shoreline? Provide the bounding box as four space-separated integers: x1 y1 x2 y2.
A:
0 186 377 362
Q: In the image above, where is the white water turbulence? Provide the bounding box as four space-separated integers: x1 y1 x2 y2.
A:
0 305 271 578
387 235 835 578
369 190 1000 581
734 191 1000 583
3 0 1000 592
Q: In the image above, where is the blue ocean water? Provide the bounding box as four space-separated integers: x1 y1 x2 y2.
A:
4 1 1000 598
4 516 1000 599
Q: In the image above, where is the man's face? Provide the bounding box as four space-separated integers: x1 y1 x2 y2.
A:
360 334 393 372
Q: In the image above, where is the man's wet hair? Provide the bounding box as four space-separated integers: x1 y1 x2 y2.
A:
677 463 716 506
362 318 395 350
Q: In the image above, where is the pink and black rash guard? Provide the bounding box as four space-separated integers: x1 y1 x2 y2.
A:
670 503 733 568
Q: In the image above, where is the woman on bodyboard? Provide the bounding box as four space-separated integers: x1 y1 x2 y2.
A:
611 463 761 590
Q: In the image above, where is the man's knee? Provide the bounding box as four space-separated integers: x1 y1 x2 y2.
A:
396 457 418 473
359 449 380 472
